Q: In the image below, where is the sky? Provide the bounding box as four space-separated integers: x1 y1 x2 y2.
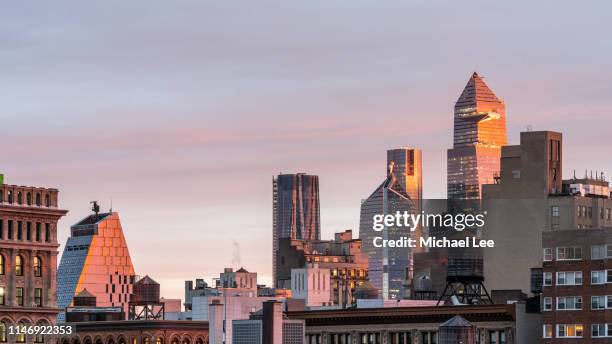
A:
2 1 611 300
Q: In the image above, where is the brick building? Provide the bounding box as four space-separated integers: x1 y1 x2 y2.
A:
542 228 612 341
0 177 68 341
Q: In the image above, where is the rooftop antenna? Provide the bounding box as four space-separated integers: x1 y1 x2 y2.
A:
109 198 113 213
90 201 100 221
526 125 533 132
573 170 576 179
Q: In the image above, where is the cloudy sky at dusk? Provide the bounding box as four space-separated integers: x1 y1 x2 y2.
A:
2 1 611 299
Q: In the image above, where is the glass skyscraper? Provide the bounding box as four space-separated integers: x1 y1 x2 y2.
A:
272 173 320 288
359 149 422 300
447 72 507 200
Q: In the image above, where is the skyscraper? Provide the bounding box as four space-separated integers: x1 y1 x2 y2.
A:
272 173 320 288
0 177 68 335
57 211 136 321
447 72 507 200
359 148 422 300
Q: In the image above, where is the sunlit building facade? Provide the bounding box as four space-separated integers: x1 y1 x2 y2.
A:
57 212 136 322
273 173 320 288
0 178 68 341
359 149 422 300
447 72 507 200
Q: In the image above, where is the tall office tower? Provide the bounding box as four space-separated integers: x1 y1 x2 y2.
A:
447 72 507 200
359 149 422 300
57 211 136 321
273 173 320 288
0 178 68 334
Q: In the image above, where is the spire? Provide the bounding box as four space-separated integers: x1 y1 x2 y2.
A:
456 71 503 109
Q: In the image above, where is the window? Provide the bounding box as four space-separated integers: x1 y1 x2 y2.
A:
592 324 607 338
592 245 607 260
592 296 606 310
17 221 22 240
488 330 506 344
16 322 25 342
556 247 582 260
556 271 582 285
543 272 552 286
26 193 32 205
36 223 41 241
15 255 24 276
45 223 51 242
0 255 3 275
607 295 612 309
592 270 606 285
543 325 552 338
542 297 552 311
551 206 560 217
0 287 4 305
557 324 583 338
16 287 24 306
34 256 42 277
35 193 41 206
35 288 42 307
543 248 553 261
0 322 6 343
608 270 612 283
557 296 582 310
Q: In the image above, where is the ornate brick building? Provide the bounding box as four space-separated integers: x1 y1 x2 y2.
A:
0 177 68 340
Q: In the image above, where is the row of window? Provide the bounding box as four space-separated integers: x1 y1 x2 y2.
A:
0 220 51 242
0 190 51 207
543 295 612 311
543 245 612 261
0 321 46 342
543 324 612 338
0 286 43 307
543 270 612 286
0 255 43 277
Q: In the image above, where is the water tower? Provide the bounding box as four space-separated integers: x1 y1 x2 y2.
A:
128 275 165 320
439 315 476 344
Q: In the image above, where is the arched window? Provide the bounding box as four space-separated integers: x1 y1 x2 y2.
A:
17 192 22 205
0 321 7 343
7 191 13 204
156 339 164 344
0 255 4 275
143 338 150 344
45 195 50 207
182 339 190 344
36 193 41 206
15 255 24 276
171 339 179 344
34 321 47 343
195 340 203 344
16 321 26 342
34 257 42 277
26 193 32 206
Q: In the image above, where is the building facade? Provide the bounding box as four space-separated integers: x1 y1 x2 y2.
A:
359 151 421 300
57 212 136 322
273 173 321 288
277 230 368 306
541 228 612 342
232 301 305 344
0 178 68 341
448 72 507 200
291 303 540 344
483 131 612 296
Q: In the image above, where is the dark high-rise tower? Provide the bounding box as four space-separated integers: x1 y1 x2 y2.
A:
272 173 320 288
447 72 507 200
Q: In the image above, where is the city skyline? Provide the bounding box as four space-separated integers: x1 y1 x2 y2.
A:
2 1 612 300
